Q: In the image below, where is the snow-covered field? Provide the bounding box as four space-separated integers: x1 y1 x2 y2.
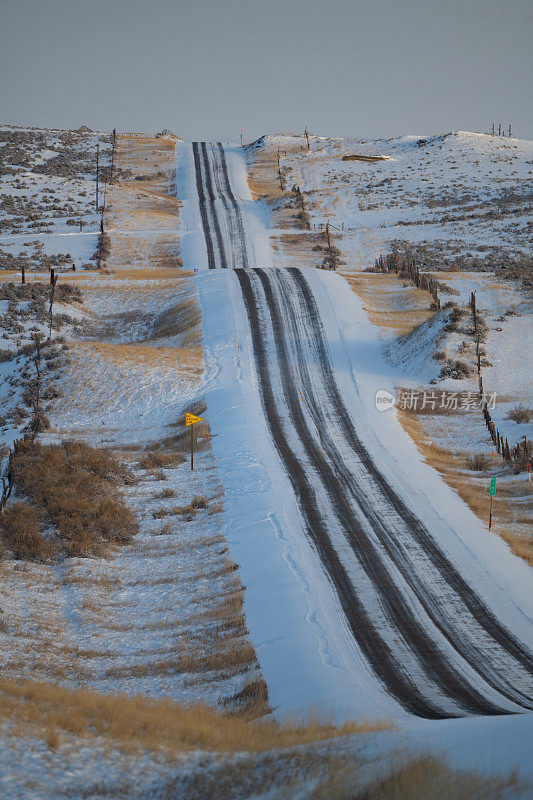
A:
0 128 531 798
0 125 114 273
0 135 269 798
264 130 532 273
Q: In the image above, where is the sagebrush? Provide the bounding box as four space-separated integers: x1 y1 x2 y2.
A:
1 440 138 559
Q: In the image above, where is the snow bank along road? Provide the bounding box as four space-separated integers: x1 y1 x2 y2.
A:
177 141 533 720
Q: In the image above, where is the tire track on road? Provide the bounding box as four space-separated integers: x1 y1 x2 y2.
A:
190 141 533 716
236 267 449 719
199 142 228 268
192 141 215 268
250 267 513 716
286 267 533 707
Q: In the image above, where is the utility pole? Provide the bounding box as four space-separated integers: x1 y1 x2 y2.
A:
96 143 99 212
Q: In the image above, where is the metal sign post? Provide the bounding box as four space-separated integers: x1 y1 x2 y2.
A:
489 476 496 530
185 412 204 470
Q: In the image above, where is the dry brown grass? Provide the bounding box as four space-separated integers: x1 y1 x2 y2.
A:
154 487 177 499
224 677 271 719
102 230 181 270
194 531 226 547
245 142 288 201
244 138 330 268
398 410 533 565
63 571 122 590
149 297 202 346
176 637 257 675
137 449 186 471
160 407 212 456
3 439 138 559
0 678 389 756
310 753 524 800
0 502 50 561
117 134 177 179
152 494 209 519
190 589 244 623
341 272 433 335
100 133 183 272
107 268 193 280
74 341 203 370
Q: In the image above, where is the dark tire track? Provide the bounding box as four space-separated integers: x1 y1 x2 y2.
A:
235 267 449 719
192 142 215 268
208 143 245 270
216 142 250 269
285 267 533 707
190 141 532 716
250 268 511 717
193 142 249 269
199 142 228 268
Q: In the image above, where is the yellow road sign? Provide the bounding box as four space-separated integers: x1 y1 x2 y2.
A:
186 412 203 426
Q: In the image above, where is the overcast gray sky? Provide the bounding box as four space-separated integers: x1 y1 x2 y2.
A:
1 0 532 141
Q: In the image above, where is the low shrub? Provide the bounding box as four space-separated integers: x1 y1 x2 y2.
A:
152 495 209 520
506 405 533 424
443 306 465 333
439 359 472 379
2 440 138 559
322 244 343 271
467 453 489 471
138 451 185 471
191 494 208 509
0 502 50 561
154 488 177 499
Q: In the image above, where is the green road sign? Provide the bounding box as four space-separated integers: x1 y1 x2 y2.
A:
490 477 496 496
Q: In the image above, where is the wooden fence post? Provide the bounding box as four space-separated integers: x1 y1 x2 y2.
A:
49 271 58 339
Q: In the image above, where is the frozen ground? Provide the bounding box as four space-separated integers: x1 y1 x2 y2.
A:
0 125 113 272
263 130 532 273
173 138 533 735
0 129 531 797
0 711 532 800
246 130 532 565
198 266 533 721
0 135 265 730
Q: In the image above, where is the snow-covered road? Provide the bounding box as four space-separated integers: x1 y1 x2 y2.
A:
176 141 533 721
